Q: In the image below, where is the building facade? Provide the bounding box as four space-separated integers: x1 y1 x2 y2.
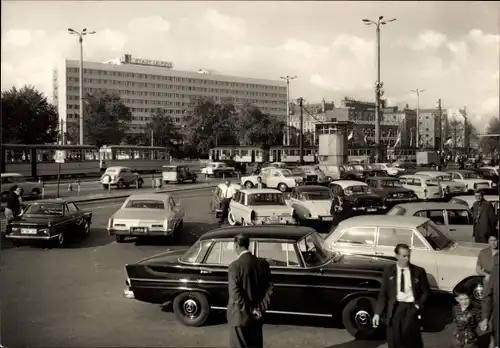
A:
418 108 448 149
53 54 287 137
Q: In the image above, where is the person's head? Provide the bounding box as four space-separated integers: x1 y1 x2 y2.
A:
225 179 231 186
394 243 411 267
234 233 250 255
454 286 471 308
10 185 18 193
14 187 22 196
257 176 262 183
474 189 483 203
487 232 499 250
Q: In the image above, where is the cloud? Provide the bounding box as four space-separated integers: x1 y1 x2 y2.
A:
3 29 45 47
203 9 246 39
128 15 171 33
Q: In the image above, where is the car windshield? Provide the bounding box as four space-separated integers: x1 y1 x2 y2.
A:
381 180 403 188
463 172 481 179
297 232 338 267
125 200 165 209
353 165 364 171
302 190 333 200
437 175 452 181
425 179 440 186
344 185 370 195
24 203 64 215
417 221 455 250
105 169 117 174
163 167 177 172
248 193 285 206
281 169 293 177
386 206 407 215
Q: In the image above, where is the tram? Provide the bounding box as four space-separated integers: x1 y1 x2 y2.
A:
269 146 316 164
1 144 100 179
209 146 267 163
99 145 170 173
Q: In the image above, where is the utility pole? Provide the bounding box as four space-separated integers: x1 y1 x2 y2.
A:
280 75 297 146
363 16 396 162
410 89 425 148
460 106 468 155
150 129 154 147
437 99 443 170
298 97 304 165
68 28 96 145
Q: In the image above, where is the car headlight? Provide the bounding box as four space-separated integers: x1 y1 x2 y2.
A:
39 228 49 234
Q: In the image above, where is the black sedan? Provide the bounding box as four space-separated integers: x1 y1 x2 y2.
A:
329 180 386 214
366 177 419 208
5 199 92 247
124 225 394 339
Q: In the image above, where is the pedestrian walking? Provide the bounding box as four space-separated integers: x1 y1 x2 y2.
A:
372 243 431 348
480 254 499 348
227 233 273 348
330 192 354 227
255 177 266 189
451 287 482 348
476 232 499 287
5 185 23 234
219 179 239 224
471 190 498 243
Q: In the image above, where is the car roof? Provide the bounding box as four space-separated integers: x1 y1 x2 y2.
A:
293 185 330 192
216 183 242 189
366 176 397 180
331 180 368 187
240 188 282 194
392 202 469 212
415 171 449 176
200 225 316 241
447 170 474 173
1 173 22 177
337 215 428 229
125 193 171 201
27 198 71 204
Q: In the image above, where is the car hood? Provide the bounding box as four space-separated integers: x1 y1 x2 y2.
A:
113 209 172 220
327 253 394 272
12 214 61 225
138 249 187 265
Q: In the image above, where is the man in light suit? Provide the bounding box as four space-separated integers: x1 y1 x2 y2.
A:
227 233 273 348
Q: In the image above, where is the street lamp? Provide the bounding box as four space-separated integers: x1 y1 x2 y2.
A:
410 88 425 148
362 16 396 162
280 75 297 146
68 28 96 146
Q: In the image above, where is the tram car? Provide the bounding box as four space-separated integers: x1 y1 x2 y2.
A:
209 146 268 163
99 145 170 173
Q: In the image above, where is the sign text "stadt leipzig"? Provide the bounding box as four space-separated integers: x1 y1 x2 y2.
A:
124 57 173 68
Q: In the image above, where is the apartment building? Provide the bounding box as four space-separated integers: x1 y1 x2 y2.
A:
418 108 448 149
53 54 287 135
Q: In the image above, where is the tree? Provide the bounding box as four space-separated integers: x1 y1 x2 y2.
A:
480 117 500 155
83 91 132 147
1 85 59 144
234 103 285 147
147 109 183 150
123 133 149 146
447 117 479 151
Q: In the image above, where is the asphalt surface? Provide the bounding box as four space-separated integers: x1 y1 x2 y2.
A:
1 188 461 347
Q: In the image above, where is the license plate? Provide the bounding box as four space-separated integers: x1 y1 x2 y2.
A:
477 183 488 188
131 227 147 233
21 228 37 234
367 208 377 212
322 216 333 221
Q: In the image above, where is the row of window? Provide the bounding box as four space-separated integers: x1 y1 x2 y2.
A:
66 67 286 92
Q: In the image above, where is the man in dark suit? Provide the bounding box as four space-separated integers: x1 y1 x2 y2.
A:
372 243 431 348
227 233 273 348
472 190 498 243
255 177 266 189
480 253 499 347
330 192 354 226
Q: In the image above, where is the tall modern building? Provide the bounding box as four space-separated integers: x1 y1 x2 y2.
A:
418 108 448 149
53 54 287 137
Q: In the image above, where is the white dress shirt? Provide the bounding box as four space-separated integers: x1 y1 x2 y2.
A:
396 265 415 303
222 184 238 199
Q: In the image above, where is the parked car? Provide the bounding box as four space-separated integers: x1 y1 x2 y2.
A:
100 166 144 189
201 162 235 177
123 225 395 338
290 166 320 185
298 165 329 184
1 173 42 201
5 199 92 247
240 167 303 191
363 164 387 177
414 171 467 197
387 202 474 242
447 170 492 192
162 165 197 184
107 193 185 243
324 215 485 302
209 183 243 221
470 167 498 188
365 177 418 208
449 195 499 215
328 180 386 214
372 163 404 176
398 175 443 200
228 188 295 225
221 159 247 174
341 164 367 181
284 185 335 224
318 165 344 182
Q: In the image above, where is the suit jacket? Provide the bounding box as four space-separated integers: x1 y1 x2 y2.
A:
255 183 267 189
472 200 498 241
482 256 498 341
6 192 21 216
227 252 273 327
375 263 431 321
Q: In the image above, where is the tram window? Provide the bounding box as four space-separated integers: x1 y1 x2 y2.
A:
115 150 130 160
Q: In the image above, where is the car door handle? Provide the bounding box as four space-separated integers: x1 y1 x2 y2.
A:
200 269 212 274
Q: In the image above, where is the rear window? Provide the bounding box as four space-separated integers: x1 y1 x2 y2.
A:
125 200 165 209
386 206 407 216
105 169 117 173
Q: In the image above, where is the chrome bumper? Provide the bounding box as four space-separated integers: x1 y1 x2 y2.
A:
5 234 59 240
108 229 173 236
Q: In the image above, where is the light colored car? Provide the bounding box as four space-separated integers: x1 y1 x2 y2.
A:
447 170 492 192
240 167 303 191
285 185 334 223
325 215 485 302
267 162 288 169
373 163 404 176
162 165 197 184
399 174 443 200
450 195 499 215
478 166 499 176
318 165 343 181
298 165 329 184
100 166 144 189
1 173 42 201
209 182 243 220
415 171 467 196
107 193 185 243
201 162 235 177
228 188 296 226
387 202 474 242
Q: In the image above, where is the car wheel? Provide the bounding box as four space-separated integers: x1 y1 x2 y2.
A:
54 233 65 248
1 191 9 202
137 179 144 188
245 181 254 189
461 278 484 304
173 292 210 327
115 235 125 243
342 296 378 339
326 176 333 182
278 183 288 192
102 184 109 190
228 210 237 226
12 240 23 248
117 180 125 189
31 188 41 198
178 177 185 184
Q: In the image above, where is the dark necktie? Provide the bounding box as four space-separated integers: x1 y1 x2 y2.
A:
400 269 405 292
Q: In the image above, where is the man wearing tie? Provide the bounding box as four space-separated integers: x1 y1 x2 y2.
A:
255 177 266 189
372 243 431 348
219 179 239 224
227 233 273 348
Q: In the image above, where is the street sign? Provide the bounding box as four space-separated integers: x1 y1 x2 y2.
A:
55 150 66 164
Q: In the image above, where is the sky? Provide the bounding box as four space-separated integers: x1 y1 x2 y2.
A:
1 1 499 130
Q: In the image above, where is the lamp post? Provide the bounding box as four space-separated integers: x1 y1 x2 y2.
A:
410 89 425 148
280 75 297 146
68 28 96 146
362 16 396 161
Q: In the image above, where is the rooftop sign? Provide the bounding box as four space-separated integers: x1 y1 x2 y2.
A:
120 56 173 68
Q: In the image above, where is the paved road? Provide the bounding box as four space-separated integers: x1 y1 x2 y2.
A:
1 188 458 347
